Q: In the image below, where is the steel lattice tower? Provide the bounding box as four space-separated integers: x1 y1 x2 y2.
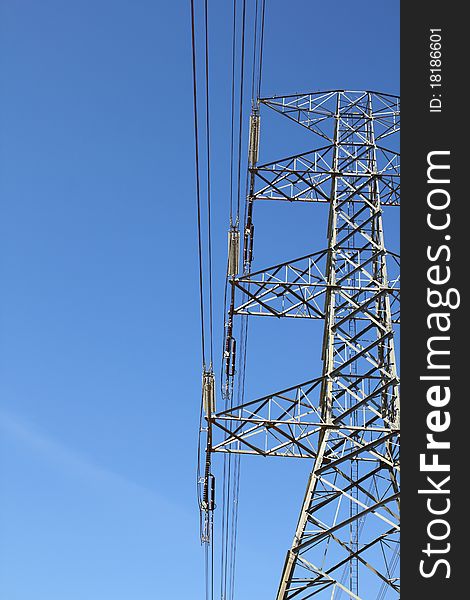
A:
201 90 400 599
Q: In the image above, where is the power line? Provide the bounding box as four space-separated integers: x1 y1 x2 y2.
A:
189 0 207 368
222 1 267 595
193 1 269 598
222 0 247 596
221 0 246 597
204 0 214 366
257 0 266 100
250 0 259 104
235 0 247 222
228 0 238 226
191 0 215 598
221 2 267 597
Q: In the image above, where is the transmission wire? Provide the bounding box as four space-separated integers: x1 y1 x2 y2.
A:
221 0 239 591
218 0 267 596
257 0 266 100
190 0 207 369
204 0 214 367
226 1 266 594
221 0 248 596
228 0 238 227
235 0 247 222
191 0 216 597
250 0 259 104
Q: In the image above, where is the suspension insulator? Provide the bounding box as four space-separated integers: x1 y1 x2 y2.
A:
229 337 236 377
244 222 254 266
208 473 216 511
227 228 240 276
243 196 255 266
202 370 216 416
248 111 260 167
243 229 249 264
224 336 237 379
247 194 254 222
201 474 216 515
247 223 254 264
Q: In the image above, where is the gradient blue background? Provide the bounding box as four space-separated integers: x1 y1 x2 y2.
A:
0 1 399 598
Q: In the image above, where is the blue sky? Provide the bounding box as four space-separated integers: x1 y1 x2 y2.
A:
0 1 399 598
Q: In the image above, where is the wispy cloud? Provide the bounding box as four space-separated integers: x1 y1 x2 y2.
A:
0 410 182 514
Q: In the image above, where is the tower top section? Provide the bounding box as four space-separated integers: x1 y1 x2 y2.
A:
260 90 400 142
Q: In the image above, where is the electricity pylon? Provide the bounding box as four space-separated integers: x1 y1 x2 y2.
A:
201 90 400 599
